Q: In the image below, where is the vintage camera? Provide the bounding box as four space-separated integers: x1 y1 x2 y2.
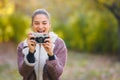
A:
31 33 49 43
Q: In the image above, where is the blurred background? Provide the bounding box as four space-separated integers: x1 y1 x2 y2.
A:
0 0 120 80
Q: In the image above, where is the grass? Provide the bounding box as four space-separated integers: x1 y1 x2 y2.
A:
0 51 120 80
0 64 22 80
61 51 120 80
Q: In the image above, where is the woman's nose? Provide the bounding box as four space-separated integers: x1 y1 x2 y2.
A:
38 24 43 29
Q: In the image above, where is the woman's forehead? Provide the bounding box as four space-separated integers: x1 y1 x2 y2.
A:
33 14 49 21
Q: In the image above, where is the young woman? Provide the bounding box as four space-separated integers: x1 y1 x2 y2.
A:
17 9 67 80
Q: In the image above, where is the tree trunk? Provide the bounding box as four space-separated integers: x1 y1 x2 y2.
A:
118 19 120 60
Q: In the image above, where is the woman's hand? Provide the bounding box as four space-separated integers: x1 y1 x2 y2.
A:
27 32 36 53
42 34 53 56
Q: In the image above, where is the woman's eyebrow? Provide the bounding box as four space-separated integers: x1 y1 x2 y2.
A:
34 21 39 22
34 20 47 22
42 21 48 23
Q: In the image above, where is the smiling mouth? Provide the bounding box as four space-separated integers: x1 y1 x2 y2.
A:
37 30 45 33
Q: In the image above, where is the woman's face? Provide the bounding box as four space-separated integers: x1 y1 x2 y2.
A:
32 14 51 33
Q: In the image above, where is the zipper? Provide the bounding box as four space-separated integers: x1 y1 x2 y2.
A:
37 44 41 80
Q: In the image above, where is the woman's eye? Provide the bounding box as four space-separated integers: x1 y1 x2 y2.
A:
35 22 39 25
43 23 47 25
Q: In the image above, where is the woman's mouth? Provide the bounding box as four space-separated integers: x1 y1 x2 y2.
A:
37 30 45 33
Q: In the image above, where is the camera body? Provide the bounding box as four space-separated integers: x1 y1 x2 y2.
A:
31 33 49 43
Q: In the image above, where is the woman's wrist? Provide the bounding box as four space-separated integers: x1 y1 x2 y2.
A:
48 53 53 56
48 54 55 60
27 51 35 63
29 49 36 54
47 51 54 56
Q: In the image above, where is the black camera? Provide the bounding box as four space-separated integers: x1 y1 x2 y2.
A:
31 33 49 43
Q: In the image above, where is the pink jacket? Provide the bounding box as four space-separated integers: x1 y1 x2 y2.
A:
17 38 67 80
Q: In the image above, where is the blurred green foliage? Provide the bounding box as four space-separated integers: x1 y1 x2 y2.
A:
0 0 119 54
9 13 30 43
64 10 118 53
0 0 30 43
52 0 119 53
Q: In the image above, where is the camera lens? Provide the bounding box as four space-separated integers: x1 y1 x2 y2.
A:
35 37 44 43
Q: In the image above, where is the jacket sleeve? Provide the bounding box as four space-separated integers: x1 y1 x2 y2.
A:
45 38 67 80
17 42 35 79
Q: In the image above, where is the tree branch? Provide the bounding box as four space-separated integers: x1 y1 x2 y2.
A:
94 0 120 20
